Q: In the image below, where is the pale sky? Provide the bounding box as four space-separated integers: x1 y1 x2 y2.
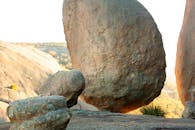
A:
138 0 186 80
0 0 65 42
0 0 186 81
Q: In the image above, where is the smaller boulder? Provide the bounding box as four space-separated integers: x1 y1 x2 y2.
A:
38 69 85 108
182 101 195 119
7 95 71 130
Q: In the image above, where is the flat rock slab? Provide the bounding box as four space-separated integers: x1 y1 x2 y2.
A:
2 110 195 130
67 110 195 130
0 122 10 130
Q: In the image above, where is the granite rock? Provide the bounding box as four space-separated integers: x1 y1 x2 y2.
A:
63 0 166 112
39 70 85 108
7 96 71 130
175 0 195 104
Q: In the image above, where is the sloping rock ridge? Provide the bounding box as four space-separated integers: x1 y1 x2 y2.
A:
0 42 60 122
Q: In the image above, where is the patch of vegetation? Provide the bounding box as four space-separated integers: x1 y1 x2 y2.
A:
140 105 166 117
128 82 184 118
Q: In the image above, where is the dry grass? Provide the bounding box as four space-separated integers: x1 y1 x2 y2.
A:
129 79 184 118
140 105 166 117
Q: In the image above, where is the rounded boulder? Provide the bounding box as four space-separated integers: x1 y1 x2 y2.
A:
63 0 166 112
39 69 85 108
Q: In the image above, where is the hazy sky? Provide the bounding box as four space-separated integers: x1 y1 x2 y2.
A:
0 0 65 42
138 0 186 80
0 0 186 80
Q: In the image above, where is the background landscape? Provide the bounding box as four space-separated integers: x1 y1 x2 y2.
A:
14 42 184 118
0 0 187 122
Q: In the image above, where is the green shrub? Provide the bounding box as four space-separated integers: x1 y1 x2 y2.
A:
140 105 166 117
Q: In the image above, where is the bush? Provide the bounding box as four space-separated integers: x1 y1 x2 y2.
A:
140 105 166 117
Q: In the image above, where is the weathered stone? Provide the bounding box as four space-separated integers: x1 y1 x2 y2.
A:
66 110 195 130
38 70 85 108
2 110 195 130
182 101 195 119
175 0 195 105
7 96 71 130
63 0 166 112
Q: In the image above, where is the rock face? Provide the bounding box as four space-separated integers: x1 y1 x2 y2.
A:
182 101 195 119
38 70 85 108
63 0 166 112
0 42 60 96
175 0 195 105
0 42 60 122
7 96 71 130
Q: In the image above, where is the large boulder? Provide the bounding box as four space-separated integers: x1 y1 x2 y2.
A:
38 70 85 108
175 0 195 104
63 0 166 112
7 96 71 130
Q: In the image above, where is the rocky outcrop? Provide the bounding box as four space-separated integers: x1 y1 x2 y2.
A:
7 96 71 130
38 70 85 108
63 0 166 112
175 0 195 104
0 42 60 97
0 42 60 122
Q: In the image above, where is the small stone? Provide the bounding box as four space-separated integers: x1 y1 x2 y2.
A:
39 69 85 108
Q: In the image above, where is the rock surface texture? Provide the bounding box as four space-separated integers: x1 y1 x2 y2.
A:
175 0 195 105
0 42 60 97
38 70 85 108
66 110 195 130
63 0 166 112
182 101 195 119
2 110 195 130
7 96 71 130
